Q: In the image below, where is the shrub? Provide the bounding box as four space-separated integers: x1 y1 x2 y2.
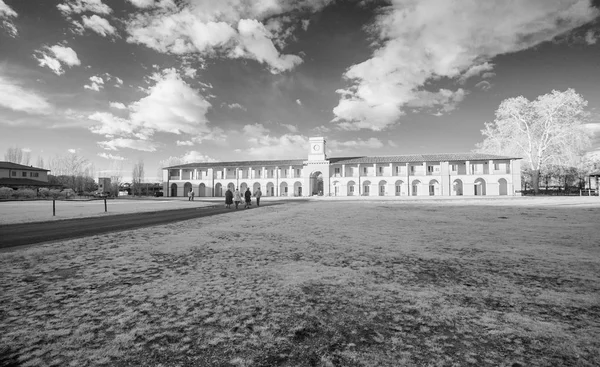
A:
48 189 63 199
0 187 14 199
63 189 75 199
39 188 50 198
16 189 37 199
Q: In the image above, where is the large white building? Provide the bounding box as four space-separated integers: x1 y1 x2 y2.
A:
163 137 521 197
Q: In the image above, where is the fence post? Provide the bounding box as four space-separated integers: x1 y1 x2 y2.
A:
104 198 107 213
53 199 55 216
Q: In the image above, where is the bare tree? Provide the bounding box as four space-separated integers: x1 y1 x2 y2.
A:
4 146 22 164
36 155 44 169
132 159 145 196
22 151 31 165
476 89 592 193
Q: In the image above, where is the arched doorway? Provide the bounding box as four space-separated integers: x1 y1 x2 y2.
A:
227 182 235 192
411 180 421 196
498 178 508 195
429 179 439 196
184 182 192 197
310 171 323 196
362 180 371 196
266 182 274 196
347 180 356 196
293 181 302 196
453 179 463 196
240 182 248 193
395 180 404 196
170 183 177 197
199 183 206 197
280 182 288 196
474 178 486 196
253 182 261 193
378 180 387 196
214 183 222 197
332 181 339 196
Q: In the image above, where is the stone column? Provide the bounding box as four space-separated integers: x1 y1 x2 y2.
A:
342 164 346 177
389 163 393 177
179 169 182 179
406 163 410 196
489 160 493 175
466 160 470 175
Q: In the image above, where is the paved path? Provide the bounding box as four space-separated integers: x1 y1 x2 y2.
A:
0 200 296 249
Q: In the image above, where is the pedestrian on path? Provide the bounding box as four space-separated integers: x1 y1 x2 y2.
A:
225 188 233 208
244 188 252 208
233 188 242 209
188 188 193 201
254 187 262 207
191 190 195 201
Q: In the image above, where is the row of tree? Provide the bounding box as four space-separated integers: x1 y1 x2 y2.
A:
476 88 599 193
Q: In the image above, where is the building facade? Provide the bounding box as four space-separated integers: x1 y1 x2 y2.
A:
0 161 50 188
163 137 522 197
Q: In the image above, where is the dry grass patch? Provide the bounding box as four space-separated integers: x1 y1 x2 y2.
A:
1 199 599 366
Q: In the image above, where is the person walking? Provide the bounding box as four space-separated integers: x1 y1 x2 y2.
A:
225 188 233 208
191 189 195 201
244 187 252 208
233 188 242 209
254 187 262 207
188 188 192 201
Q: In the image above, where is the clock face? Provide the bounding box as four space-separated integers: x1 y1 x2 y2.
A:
313 144 320 152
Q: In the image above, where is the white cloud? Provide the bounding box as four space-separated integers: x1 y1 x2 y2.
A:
124 0 331 74
475 80 492 91
82 14 116 37
1 1 18 37
481 72 496 79
21 147 32 153
330 137 384 150
34 45 81 75
98 138 158 152
84 75 104 91
223 102 246 110
109 101 126 109
176 140 194 146
281 123 298 133
129 68 212 135
67 148 76 153
332 0 599 131
406 88 467 114
88 112 134 137
585 30 597 45
128 0 175 9
183 66 197 78
98 152 126 160
296 99 302 106
57 0 112 15
114 77 123 87
0 75 53 115
301 19 310 31
458 62 494 83
181 150 216 163
388 140 398 148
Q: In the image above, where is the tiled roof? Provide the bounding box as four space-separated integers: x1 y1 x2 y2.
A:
166 159 306 169
166 153 520 169
332 153 520 165
0 161 49 171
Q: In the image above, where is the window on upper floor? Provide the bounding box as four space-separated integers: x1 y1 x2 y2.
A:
451 164 458 171
410 165 415 173
334 168 340 174
22 172 27 177
494 163 500 170
427 165 434 173
379 166 383 173
296 169 301 176
363 167 367 174
11 171 16 176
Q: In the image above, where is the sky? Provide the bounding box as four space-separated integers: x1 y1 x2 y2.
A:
1 0 600 182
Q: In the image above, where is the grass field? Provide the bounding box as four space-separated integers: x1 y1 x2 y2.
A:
1 198 599 366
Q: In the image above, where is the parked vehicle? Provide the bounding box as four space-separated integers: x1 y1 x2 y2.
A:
154 191 164 197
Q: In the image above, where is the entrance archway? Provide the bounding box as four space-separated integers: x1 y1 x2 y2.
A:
240 182 248 193
227 182 235 192
170 183 177 197
199 183 206 197
395 180 404 196
474 178 486 196
429 179 439 196
453 179 463 196
266 182 274 196
347 180 356 196
362 180 371 196
293 181 302 196
498 178 508 195
184 182 192 197
280 182 288 196
310 171 323 196
411 180 421 196
214 183 222 197
378 180 387 196
253 182 261 193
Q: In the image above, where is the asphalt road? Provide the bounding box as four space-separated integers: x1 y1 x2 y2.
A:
0 200 293 249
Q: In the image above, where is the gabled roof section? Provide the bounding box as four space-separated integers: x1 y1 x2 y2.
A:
331 153 520 165
0 161 50 171
166 158 306 170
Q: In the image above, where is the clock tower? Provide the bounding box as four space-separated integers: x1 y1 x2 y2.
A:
308 137 326 161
